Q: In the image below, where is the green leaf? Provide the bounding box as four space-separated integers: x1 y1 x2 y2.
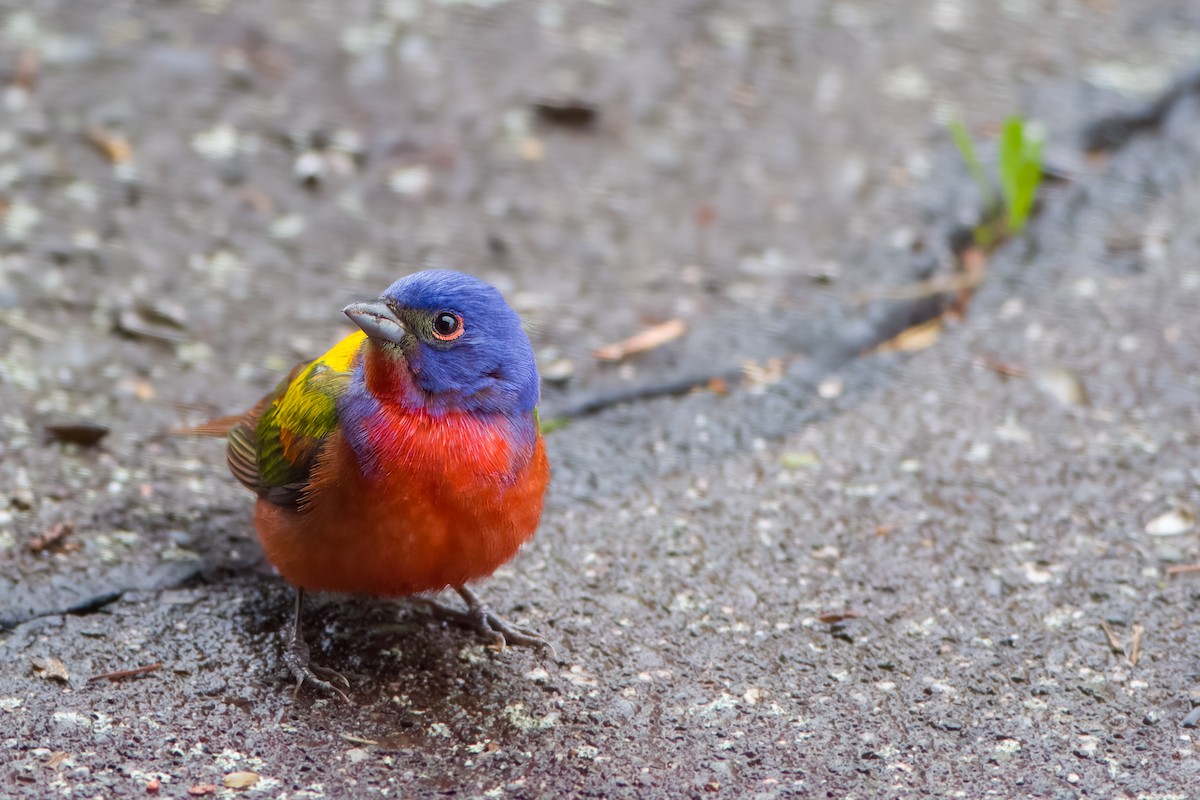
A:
997 116 1044 234
998 118 1020 225
949 116 992 206
1009 160 1038 231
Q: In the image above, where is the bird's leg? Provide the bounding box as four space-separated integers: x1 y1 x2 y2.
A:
423 586 556 658
282 587 350 701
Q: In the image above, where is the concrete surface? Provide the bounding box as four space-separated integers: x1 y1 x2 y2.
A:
2 0 1199 797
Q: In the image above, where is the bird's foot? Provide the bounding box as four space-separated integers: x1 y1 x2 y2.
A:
423 587 557 659
283 632 350 702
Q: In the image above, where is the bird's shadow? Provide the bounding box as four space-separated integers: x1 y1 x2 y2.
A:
236 580 545 707
176 505 556 715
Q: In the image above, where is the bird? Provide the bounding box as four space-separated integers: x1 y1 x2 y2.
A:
196 269 552 695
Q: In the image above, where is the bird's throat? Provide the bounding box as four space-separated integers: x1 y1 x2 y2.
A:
362 341 426 409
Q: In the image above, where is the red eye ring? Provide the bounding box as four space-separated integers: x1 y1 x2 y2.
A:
431 311 464 341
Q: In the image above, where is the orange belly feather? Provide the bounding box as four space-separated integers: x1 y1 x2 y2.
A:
254 412 549 597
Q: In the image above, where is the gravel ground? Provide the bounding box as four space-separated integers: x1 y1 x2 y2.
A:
2 1 1200 797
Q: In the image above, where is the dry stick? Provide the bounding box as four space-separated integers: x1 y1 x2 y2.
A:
1129 624 1143 667
594 319 688 362
88 663 163 683
972 354 1027 378
1098 620 1123 654
340 733 379 746
85 126 133 165
1166 563 1200 577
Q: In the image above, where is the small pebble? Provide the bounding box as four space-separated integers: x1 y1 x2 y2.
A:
1145 507 1195 537
31 657 70 682
222 771 259 789
294 150 324 186
1034 368 1087 407
542 358 574 385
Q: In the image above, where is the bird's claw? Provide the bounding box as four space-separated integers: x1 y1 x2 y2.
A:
469 604 556 657
423 590 557 660
283 633 350 702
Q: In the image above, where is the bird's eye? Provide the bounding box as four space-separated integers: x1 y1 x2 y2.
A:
431 311 464 341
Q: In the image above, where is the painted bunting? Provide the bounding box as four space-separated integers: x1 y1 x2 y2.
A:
208 270 551 694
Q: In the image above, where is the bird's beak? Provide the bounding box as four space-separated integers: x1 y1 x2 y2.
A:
344 300 408 346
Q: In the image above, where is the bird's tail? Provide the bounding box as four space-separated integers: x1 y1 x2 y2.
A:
172 414 243 438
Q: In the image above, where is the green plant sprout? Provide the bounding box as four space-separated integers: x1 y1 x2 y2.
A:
949 115 1045 246
998 116 1044 234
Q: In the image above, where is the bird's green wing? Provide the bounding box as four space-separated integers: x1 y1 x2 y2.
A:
227 331 366 508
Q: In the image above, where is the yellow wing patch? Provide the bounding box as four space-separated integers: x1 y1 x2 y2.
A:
316 330 367 372
271 330 366 441
229 330 367 503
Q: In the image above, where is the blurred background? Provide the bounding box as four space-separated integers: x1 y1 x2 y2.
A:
2 1 1200 797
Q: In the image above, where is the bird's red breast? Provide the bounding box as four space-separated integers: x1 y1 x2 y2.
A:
255 407 549 597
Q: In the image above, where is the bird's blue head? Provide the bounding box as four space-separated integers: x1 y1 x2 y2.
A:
344 270 539 416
